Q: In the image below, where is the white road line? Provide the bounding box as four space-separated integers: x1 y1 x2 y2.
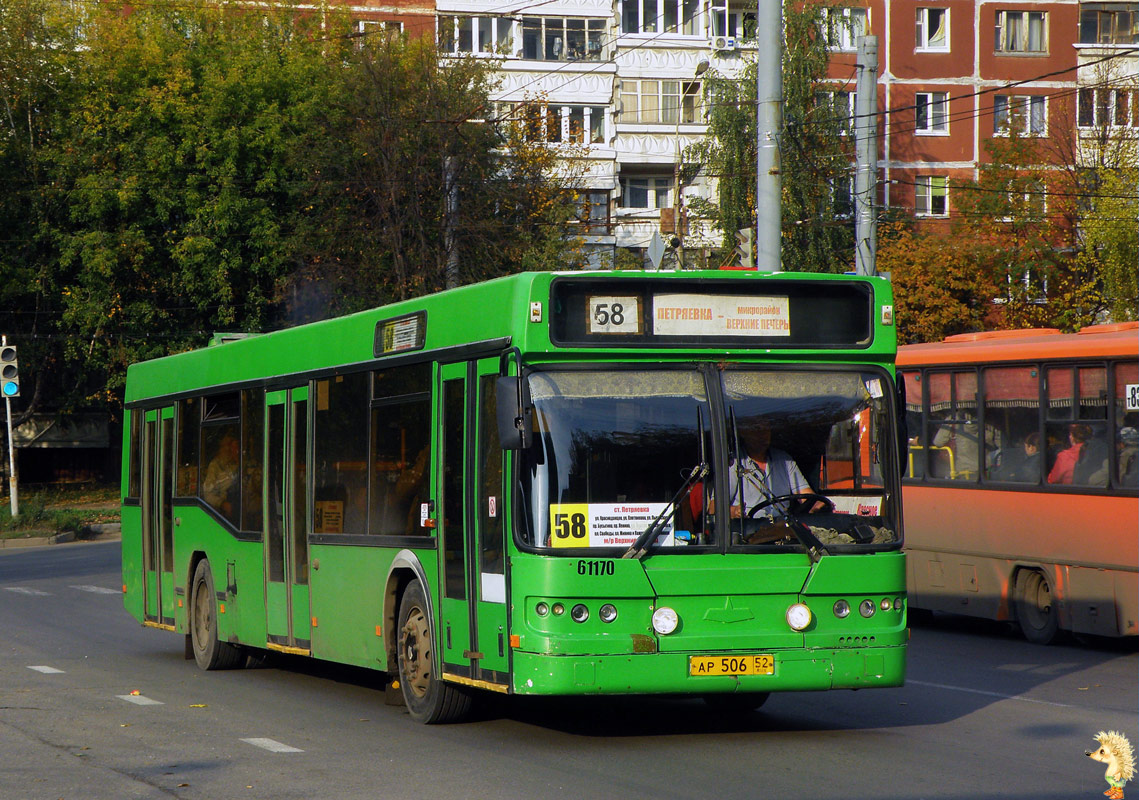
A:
70 585 120 595
5 587 49 596
27 665 65 674
240 738 304 753
908 679 1074 708
116 694 164 706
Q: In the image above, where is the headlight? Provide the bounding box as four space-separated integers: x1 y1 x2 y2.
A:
552 602 565 616
599 603 618 623
880 598 892 612
535 602 549 617
570 604 589 623
833 599 851 619
786 603 813 631
859 599 876 618
652 606 679 635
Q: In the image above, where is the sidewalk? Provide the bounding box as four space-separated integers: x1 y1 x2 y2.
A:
0 523 121 549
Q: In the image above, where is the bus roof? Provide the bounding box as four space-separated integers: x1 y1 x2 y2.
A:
124 270 896 405
898 322 1139 367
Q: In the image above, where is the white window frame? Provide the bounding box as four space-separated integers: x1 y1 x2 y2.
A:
994 10 1047 54
993 95 1046 136
817 89 857 134
438 15 513 55
1078 88 1137 129
915 91 949 134
1079 6 1139 46
915 7 949 51
825 7 868 51
622 0 701 36
618 176 673 210
519 17 606 62
915 175 949 217
620 80 702 124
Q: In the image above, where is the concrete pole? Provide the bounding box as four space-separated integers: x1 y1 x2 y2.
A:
854 36 878 277
755 0 782 272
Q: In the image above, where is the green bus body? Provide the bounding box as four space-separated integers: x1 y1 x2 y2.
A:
122 270 907 719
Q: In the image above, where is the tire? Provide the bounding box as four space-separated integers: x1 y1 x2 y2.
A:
396 580 471 724
702 692 770 713
1015 569 1060 645
189 559 245 670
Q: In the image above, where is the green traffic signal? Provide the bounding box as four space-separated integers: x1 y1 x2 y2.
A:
1 345 19 398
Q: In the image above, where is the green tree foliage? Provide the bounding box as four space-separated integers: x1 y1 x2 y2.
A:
0 0 578 415
1079 165 1138 323
686 1 853 271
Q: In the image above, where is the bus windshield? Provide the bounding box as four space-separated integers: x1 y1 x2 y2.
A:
517 367 900 553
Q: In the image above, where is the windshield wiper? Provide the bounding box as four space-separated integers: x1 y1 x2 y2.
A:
622 462 708 561
623 408 709 561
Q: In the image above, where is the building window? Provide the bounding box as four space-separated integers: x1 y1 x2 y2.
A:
620 80 702 124
915 8 948 50
521 17 605 61
619 176 673 209
915 176 948 217
438 15 512 54
1078 88 1138 128
1079 5 1139 45
622 0 700 35
573 190 611 234
916 92 949 133
825 7 868 50
709 2 756 38
993 95 1046 135
816 90 856 134
567 106 607 144
831 175 854 218
994 11 1047 53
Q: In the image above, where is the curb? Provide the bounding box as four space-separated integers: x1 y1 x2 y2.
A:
0 523 122 549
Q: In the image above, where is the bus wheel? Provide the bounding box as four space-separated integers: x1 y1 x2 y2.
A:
702 692 770 713
190 559 245 670
1015 569 1059 645
396 580 471 724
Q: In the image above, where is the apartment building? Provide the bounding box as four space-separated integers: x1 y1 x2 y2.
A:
359 0 1136 262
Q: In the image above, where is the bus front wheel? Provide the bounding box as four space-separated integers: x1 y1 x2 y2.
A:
1014 569 1059 645
189 559 245 670
396 580 471 724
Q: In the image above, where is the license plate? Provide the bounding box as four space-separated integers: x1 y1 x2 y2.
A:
689 654 775 677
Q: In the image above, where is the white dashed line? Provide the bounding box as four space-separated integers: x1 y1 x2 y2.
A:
28 665 65 674
5 587 49 596
241 738 304 753
70 585 120 595
116 694 164 706
908 679 1074 708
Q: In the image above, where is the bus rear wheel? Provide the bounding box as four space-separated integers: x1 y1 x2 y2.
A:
189 559 245 670
396 580 471 724
1015 569 1059 645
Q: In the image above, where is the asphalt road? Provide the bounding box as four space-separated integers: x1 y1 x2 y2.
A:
1 541 1135 800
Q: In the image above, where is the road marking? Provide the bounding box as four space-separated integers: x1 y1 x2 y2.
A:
5 587 50 596
28 665 65 674
240 738 304 753
71 584 120 595
116 694 164 706
908 679 1074 708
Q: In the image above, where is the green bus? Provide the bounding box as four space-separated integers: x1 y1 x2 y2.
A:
122 270 908 723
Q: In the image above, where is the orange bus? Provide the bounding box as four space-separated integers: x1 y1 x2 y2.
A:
898 323 1138 644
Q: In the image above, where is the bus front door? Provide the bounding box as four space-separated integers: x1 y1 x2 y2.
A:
265 388 312 655
437 360 510 691
140 406 176 629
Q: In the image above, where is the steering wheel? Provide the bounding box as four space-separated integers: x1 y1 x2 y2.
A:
747 492 834 518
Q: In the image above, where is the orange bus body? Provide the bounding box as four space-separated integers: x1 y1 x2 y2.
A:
898 323 1139 642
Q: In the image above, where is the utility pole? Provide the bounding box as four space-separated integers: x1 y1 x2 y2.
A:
755 0 783 273
854 36 879 277
444 156 460 289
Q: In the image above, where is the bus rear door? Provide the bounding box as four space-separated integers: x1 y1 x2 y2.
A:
140 406 176 629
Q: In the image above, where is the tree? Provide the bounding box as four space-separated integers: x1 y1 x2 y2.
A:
685 1 854 271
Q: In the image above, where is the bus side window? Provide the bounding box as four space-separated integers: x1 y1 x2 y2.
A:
983 366 1039 484
1115 361 1139 488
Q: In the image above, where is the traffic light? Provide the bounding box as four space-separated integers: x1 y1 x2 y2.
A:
1 345 18 398
735 227 755 268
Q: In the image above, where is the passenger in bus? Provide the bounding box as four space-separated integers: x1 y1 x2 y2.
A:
931 415 980 479
1048 423 1092 485
715 420 824 519
1073 430 1110 486
1120 427 1138 486
202 433 240 517
1002 432 1042 483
